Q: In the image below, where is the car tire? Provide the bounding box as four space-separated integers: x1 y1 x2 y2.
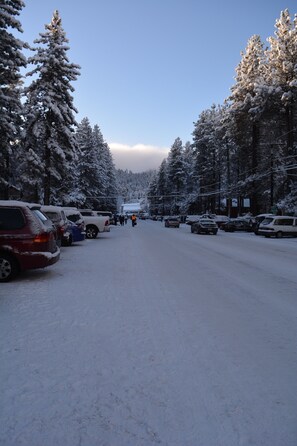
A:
276 231 283 238
86 225 98 239
0 253 19 282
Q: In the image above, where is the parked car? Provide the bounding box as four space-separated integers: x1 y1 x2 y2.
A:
0 200 60 282
41 205 71 246
185 215 200 225
191 218 218 235
221 218 254 232
213 215 230 228
63 208 85 232
253 214 275 235
186 214 228 228
164 216 180 228
258 216 297 238
95 210 114 225
78 209 110 238
66 219 85 244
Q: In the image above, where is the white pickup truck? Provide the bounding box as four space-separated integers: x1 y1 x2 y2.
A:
78 209 110 239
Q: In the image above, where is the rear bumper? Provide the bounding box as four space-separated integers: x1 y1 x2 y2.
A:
16 247 60 271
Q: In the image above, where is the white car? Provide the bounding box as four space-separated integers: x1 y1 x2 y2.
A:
258 216 297 238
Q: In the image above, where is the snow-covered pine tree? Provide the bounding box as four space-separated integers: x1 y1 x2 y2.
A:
101 142 118 212
229 35 266 214
182 141 197 213
266 9 297 211
92 124 110 209
167 137 185 214
22 10 80 204
192 106 223 213
0 0 26 199
76 118 100 208
147 173 159 215
157 159 169 215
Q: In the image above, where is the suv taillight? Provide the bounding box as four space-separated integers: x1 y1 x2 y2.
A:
33 232 51 243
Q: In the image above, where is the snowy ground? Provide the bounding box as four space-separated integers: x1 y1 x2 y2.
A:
1 220 297 446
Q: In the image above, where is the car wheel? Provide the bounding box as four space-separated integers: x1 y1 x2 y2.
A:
276 231 283 238
0 253 19 282
86 225 98 239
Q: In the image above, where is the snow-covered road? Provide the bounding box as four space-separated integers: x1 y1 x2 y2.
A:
1 221 297 446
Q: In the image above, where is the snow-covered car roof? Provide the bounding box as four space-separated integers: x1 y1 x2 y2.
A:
0 200 41 210
63 208 82 215
41 205 65 212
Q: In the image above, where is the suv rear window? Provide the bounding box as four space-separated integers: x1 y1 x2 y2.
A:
0 208 26 230
44 211 61 223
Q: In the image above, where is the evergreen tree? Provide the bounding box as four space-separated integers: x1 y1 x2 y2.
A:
147 173 159 215
92 124 110 208
229 35 266 214
182 141 199 213
21 10 80 204
0 0 26 199
76 118 100 207
192 106 223 213
266 9 297 210
101 142 118 212
157 159 169 214
167 137 185 213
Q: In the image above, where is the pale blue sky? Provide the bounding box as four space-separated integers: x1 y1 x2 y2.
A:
19 0 297 171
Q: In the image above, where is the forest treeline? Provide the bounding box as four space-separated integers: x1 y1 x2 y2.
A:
148 9 297 216
1 3 297 216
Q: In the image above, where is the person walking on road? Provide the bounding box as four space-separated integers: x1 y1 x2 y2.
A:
119 215 124 226
131 214 137 227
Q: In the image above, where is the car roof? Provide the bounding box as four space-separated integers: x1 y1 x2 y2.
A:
0 200 41 210
268 215 295 219
41 205 64 212
63 208 82 215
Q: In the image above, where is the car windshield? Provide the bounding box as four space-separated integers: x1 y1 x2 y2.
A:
262 218 274 225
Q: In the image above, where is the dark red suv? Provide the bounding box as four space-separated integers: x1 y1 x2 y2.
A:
0 201 60 282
